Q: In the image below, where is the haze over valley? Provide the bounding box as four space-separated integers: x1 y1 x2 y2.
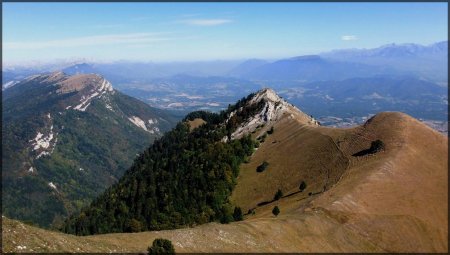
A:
4 40 448 133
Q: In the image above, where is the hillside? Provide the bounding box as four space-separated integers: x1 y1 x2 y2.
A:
2 72 177 228
2 89 447 253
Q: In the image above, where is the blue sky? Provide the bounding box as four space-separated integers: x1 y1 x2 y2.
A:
3 2 448 64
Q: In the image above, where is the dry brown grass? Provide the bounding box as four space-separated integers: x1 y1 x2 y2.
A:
57 74 102 94
187 118 206 131
3 112 447 253
230 112 348 213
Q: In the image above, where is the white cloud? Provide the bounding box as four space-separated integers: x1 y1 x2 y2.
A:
341 35 358 41
181 19 233 26
4 33 172 50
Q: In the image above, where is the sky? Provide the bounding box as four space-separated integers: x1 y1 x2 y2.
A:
2 2 448 64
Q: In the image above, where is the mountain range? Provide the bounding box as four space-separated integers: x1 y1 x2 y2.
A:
2 72 177 228
231 55 400 81
3 88 447 253
3 41 447 88
322 41 447 59
321 41 448 84
3 42 446 133
279 76 448 121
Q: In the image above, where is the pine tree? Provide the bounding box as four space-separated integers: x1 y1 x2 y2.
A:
299 181 307 192
272 206 280 217
274 189 283 200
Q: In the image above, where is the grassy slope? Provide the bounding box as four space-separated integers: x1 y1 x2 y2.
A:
187 118 206 131
230 112 348 213
2 112 447 253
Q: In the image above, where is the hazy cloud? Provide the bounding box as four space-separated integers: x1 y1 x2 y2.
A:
341 35 358 41
181 19 233 26
4 33 172 50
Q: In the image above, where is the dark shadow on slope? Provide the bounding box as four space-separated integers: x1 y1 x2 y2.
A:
352 139 385 157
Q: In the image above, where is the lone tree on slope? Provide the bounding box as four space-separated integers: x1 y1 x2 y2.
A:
272 206 280 217
148 238 175 254
299 181 307 192
233 206 243 221
274 189 283 201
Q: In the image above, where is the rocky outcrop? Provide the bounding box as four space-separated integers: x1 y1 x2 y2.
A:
226 88 319 140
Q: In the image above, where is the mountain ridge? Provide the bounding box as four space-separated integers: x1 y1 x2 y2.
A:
61 88 319 235
3 100 447 252
2 72 177 228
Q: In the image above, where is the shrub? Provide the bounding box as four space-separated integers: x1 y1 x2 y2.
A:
126 218 142 233
220 204 234 224
257 133 267 143
267 126 274 135
370 139 385 153
233 207 243 221
148 238 175 254
272 206 280 216
256 161 269 173
299 181 307 192
273 189 283 200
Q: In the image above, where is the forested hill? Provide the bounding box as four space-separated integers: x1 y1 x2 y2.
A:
61 91 271 235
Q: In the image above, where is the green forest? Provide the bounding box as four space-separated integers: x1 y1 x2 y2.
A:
62 93 265 235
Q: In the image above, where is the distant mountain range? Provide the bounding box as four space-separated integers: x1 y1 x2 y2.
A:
3 41 447 87
2 72 177 228
2 41 447 133
278 76 448 121
320 41 448 83
62 63 97 75
322 41 447 59
227 59 268 77
229 41 447 83
232 55 401 81
62 61 242 84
